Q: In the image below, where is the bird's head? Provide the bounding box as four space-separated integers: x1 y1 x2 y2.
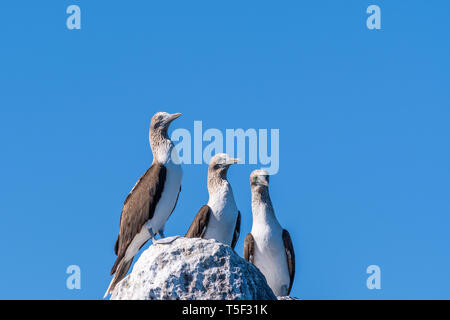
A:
150 112 182 136
250 169 270 188
208 153 240 178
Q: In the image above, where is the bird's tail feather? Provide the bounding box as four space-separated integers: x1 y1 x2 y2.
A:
104 258 133 298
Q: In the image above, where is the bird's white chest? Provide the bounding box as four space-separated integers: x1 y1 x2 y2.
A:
251 217 290 296
204 188 238 246
147 161 182 233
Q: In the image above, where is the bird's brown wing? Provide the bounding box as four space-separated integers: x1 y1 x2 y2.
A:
110 162 166 275
243 233 255 264
231 211 241 249
185 205 211 238
282 229 295 295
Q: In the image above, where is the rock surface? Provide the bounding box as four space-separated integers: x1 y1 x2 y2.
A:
110 237 277 300
277 296 300 300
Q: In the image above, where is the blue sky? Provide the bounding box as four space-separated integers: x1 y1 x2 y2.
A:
0 1 449 299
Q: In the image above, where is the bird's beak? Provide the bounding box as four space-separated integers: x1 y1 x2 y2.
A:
168 113 182 122
227 158 240 165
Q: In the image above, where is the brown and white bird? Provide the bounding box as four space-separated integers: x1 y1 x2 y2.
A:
185 153 241 249
243 169 295 296
104 112 183 297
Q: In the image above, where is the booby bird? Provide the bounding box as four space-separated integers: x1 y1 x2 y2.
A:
243 169 295 296
185 153 241 249
105 112 183 297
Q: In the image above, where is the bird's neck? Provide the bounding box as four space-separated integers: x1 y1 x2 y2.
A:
251 187 277 222
150 130 176 164
207 171 232 201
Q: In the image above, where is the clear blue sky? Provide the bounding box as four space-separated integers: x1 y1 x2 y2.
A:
0 1 449 299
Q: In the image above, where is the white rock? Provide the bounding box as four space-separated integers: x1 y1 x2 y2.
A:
110 237 277 300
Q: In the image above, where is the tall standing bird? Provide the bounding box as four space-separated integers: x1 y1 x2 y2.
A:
243 169 295 296
104 112 183 297
185 153 241 249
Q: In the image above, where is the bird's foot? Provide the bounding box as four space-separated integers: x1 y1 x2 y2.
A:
154 235 181 245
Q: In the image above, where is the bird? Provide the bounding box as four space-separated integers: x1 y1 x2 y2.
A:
243 169 295 296
104 112 183 297
185 153 241 249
